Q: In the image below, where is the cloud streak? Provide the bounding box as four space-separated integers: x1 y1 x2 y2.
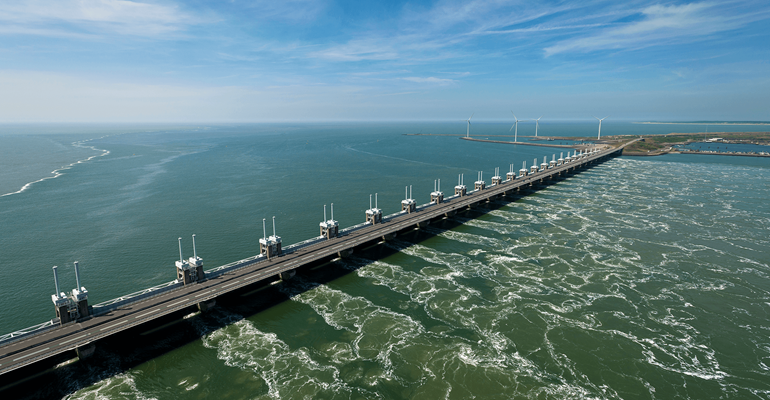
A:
544 2 752 56
0 0 195 37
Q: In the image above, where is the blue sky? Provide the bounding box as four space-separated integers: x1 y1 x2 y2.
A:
0 0 768 122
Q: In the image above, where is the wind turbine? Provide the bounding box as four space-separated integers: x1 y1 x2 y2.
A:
534 116 543 137
465 113 474 137
509 111 521 142
594 116 608 140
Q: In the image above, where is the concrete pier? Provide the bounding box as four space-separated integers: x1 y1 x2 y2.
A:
0 142 633 378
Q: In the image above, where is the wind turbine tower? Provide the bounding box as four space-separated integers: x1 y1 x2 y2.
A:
466 113 474 137
510 111 521 142
535 116 543 137
594 116 608 140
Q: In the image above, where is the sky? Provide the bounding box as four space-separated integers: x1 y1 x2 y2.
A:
0 0 768 122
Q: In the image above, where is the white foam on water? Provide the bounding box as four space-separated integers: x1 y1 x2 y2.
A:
388 241 499 279
2 135 112 198
63 371 157 400
423 226 508 248
197 308 371 399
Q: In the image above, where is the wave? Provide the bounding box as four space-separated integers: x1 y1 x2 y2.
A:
1 135 112 198
63 371 156 400
197 307 376 399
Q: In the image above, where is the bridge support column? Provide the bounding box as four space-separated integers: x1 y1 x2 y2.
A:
338 249 353 258
455 173 466 196
382 233 396 241
366 194 383 225
176 236 205 286
76 343 96 360
279 269 296 281
260 217 282 260
401 185 416 213
431 179 444 204
198 299 216 313
474 171 486 191
320 204 339 239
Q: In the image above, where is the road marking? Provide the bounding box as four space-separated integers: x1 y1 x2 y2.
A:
100 320 128 331
222 280 240 288
13 347 50 361
134 308 161 319
60 333 89 345
166 298 190 308
194 290 213 298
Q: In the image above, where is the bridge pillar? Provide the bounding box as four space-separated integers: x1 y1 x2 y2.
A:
69 261 91 320
474 171 486 191
506 163 517 181
401 185 416 213
76 343 96 360
259 217 282 260
279 269 296 281
454 173 467 197
176 236 205 285
431 179 444 204
491 167 502 186
519 160 528 178
320 204 339 239
197 299 216 313
366 194 383 224
51 266 74 325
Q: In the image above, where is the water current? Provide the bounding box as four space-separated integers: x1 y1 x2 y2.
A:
1 123 769 399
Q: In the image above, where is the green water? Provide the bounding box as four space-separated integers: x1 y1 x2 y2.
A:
1 123 769 399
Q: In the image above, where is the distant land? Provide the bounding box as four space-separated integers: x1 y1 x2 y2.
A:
618 131 770 156
635 121 770 126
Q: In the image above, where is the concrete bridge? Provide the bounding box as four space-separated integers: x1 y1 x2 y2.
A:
0 142 634 378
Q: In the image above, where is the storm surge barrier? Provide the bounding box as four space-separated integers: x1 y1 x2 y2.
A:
0 142 634 377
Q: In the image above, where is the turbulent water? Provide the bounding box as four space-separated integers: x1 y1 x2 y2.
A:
1 123 770 399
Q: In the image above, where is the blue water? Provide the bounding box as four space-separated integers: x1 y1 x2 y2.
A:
1 122 770 399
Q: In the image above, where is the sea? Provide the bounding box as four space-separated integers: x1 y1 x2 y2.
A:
1 121 769 399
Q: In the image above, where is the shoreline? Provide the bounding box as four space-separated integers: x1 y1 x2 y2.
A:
624 151 770 158
634 122 770 126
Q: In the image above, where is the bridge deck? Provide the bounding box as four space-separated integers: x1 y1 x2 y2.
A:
0 145 627 375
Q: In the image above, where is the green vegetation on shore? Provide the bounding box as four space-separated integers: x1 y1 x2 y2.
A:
619 132 770 155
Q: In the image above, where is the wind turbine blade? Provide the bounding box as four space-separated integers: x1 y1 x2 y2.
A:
469 113 474 120
603 116 609 120
593 116 600 120
510 124 515 131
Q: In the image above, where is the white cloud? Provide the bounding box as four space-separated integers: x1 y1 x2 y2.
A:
544 2 748 56
401 76 456 85
310 40 399 61
240 0 328 23
0 0 194 37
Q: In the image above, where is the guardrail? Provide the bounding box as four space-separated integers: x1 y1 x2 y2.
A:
1 147 621 348
92 280 183 316
0 320 57 347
